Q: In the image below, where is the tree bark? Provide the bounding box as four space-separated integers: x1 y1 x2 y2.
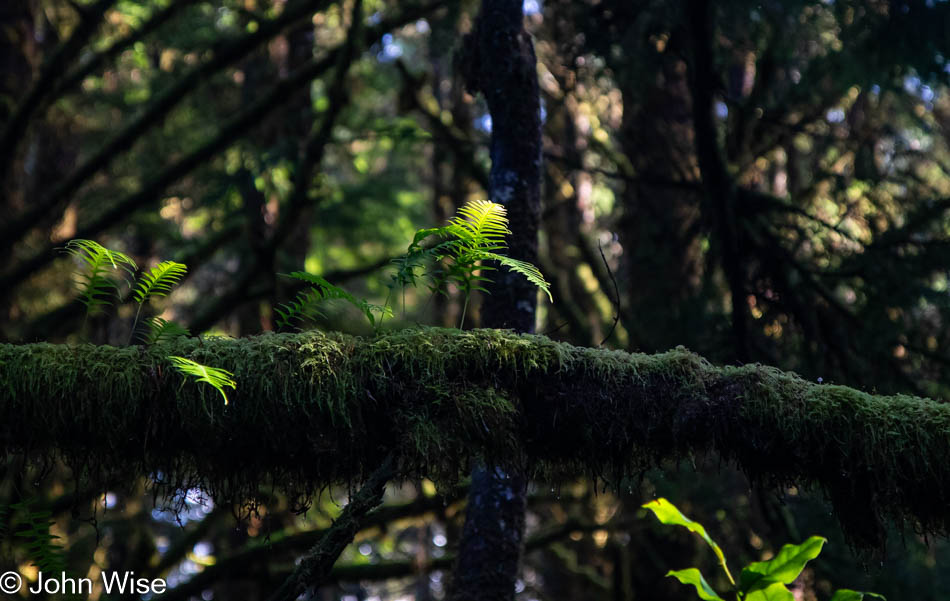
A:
452 1 543 599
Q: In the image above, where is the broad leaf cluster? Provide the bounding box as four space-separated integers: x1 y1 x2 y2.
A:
643 498 884 601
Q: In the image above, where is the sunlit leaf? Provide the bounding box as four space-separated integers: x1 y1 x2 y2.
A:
63 239 137 315
739 536 826 593
743 581 794 601
168 356 236 405
666 569 724 601
642 498 733 583
132 260 187 304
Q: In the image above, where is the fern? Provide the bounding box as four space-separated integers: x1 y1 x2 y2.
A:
276 272 390 330
132 260 187 304
448 199 510 250
140 317 190 345
478 252 553 301
168 356 236 405
10 500 67 574
393 200 552 327
129 260 188 342
63 239 137 316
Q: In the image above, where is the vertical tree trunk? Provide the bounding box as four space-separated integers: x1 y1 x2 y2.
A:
451 1 542 600
685 0 750 362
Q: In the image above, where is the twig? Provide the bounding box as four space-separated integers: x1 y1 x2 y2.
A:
597 240 621 346
267 452 394 601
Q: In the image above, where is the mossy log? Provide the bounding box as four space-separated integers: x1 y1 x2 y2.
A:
2 328 949 545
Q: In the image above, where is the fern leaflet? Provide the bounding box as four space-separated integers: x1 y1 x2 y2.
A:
478 252 552 301
132 260 187 304
447 199 510 250
11 500 67 574
63 239 137 315
168 356 236 405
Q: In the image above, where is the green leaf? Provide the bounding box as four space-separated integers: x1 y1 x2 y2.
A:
168 356 236 405
744 581 795 601
448 199 511 248
642 498 733 584
478 251 553 301
666 569 724 601
830 590 887 601
132 260 187 304
739 536 826 593
63 239 137 315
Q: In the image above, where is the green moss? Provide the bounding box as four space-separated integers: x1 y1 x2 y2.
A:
2 328 950 546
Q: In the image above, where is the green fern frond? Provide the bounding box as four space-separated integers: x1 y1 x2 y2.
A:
274 288 330 330
168 356 236 405
478 252 553 301
140 317 190 345
10 500 67 574
63 239 137 315
388 200 552 329
449 199 510 249
132 260 187 304
278 272 390 329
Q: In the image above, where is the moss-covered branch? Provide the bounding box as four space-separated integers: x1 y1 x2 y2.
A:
2 328 949 545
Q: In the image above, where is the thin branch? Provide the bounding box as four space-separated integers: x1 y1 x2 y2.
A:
267 453 394 601
597 241 620 346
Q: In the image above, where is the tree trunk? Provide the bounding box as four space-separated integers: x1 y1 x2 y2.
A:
452 1 542 599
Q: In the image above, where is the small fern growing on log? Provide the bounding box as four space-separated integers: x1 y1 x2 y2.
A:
275 272 390 330
63 239 137 316
168 356 236 405
130 260 187 342
131 260 188 304
62 239 236 404
391 200 551 328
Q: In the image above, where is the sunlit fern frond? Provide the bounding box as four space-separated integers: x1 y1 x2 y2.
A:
132 260 187 304
478 252 553 301
139 317 190 345
277 272 391 329
168 356 236 405
63 239 137 315
11 500 67 574
449 200 510 250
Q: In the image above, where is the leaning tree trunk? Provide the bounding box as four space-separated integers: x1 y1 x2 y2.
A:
451 1 543 600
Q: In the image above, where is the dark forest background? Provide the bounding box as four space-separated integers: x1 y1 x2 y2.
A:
3 0 950 599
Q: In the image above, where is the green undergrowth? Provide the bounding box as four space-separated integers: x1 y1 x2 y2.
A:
1 327 950 547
